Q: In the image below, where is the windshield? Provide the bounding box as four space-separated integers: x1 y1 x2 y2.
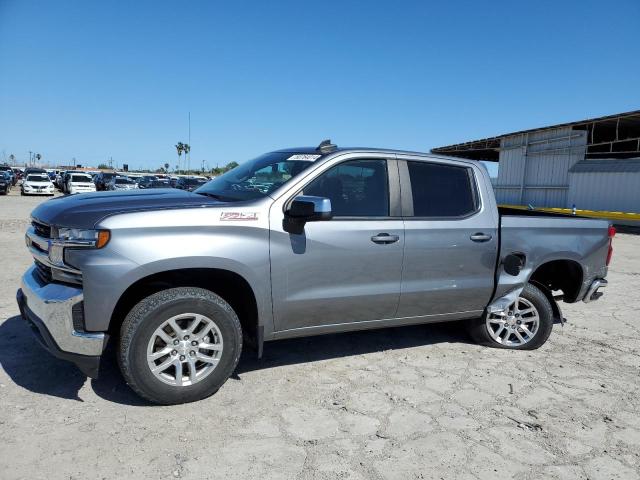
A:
71 175 92 182
27 175 49 182
195 151 320 201
115 177 135 184
184 178 207 186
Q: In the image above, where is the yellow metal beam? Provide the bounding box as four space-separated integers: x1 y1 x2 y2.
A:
499 204 640 221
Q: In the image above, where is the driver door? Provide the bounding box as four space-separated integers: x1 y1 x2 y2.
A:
269 156 404 334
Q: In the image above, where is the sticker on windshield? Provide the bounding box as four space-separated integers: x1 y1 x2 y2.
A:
287 154 321 161
220 212 259 221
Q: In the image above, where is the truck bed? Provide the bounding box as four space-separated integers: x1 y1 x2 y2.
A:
494 207 610 304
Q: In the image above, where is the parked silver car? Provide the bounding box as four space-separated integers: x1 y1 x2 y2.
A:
106 176 138 191
18 141 613 404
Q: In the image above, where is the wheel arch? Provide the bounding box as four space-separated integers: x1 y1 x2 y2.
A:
528 258 584 303
109 267 262 355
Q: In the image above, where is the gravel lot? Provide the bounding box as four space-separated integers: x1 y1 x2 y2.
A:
0 188 639 480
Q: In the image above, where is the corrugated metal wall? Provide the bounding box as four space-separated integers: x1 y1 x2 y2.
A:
568 170 640 213
494 127 587 208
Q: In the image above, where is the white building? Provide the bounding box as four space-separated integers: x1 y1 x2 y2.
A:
432 110 640 214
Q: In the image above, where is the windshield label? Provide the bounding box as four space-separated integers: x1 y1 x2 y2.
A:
287 154 321 161
220 212 259 221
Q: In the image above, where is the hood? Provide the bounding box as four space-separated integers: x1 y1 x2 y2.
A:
31 188 224 228
25 181 53 186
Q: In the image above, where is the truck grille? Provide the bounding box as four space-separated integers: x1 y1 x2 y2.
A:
34 260 53 284
32 220 51 239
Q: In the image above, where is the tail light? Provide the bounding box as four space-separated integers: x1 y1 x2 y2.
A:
606 225 616 266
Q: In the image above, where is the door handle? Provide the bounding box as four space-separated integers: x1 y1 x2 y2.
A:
371 233 400 245
470 232 492 242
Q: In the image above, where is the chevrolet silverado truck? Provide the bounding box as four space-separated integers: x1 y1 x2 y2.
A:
17 141 614 404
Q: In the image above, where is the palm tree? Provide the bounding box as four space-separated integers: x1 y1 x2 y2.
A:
9 154 15 165
35 153 42 165
183 143 191 172
175 142 184 173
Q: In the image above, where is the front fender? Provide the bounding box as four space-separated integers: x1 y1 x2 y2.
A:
67 215 272 333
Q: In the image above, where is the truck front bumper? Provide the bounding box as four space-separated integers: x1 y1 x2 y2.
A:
16 265 107 378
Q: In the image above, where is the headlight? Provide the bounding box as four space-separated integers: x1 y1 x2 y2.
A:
57 228 110 248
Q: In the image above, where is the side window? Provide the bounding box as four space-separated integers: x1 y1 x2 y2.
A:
304 159 389 217
407 161 478 217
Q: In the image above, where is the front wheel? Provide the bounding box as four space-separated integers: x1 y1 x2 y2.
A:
118 287 243 404
468 283 554 350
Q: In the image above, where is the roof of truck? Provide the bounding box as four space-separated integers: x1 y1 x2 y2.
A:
272 146 478 166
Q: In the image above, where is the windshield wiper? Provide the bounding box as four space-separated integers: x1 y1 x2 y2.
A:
196 192 237 202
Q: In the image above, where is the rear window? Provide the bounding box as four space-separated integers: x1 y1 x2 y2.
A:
71 175 92 182
115 177 134 184
27 175 49 182
184 178 207 185
406 161 478 217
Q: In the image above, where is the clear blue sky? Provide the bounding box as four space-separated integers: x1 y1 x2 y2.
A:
1 0 639 171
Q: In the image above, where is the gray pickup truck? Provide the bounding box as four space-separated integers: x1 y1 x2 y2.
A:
17 141 614 404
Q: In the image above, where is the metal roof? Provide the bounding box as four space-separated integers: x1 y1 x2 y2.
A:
569 158 640 173
431 110 640 161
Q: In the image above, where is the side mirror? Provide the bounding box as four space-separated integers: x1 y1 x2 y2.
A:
284 195 332 233
503 253 525 276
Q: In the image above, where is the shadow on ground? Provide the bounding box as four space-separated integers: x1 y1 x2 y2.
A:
0 314 471 406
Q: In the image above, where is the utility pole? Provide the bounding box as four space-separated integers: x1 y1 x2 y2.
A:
188 112 191 172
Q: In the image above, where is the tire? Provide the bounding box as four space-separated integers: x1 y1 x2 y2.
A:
118 287 243 405
468 283 554 350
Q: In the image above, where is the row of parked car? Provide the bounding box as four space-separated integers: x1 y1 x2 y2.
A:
0 165 21 194
0 165 211 196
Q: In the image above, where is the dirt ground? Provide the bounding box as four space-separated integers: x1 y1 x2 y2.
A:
0 188 639 480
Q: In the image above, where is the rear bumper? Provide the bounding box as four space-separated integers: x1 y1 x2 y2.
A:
16 266 108 378
69 188 96 194
583 278 607 303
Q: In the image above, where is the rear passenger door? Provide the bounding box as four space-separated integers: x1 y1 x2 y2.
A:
397 158 498 319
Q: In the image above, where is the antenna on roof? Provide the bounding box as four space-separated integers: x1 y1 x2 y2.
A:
316 139 337 154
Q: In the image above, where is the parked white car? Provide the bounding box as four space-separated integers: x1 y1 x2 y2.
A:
21 174 55 196
67 173 96 195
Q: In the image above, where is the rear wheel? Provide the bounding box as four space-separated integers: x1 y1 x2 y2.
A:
118 287 243 404
468 283 554 350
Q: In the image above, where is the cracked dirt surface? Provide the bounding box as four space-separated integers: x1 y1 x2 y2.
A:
0 191 639 480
